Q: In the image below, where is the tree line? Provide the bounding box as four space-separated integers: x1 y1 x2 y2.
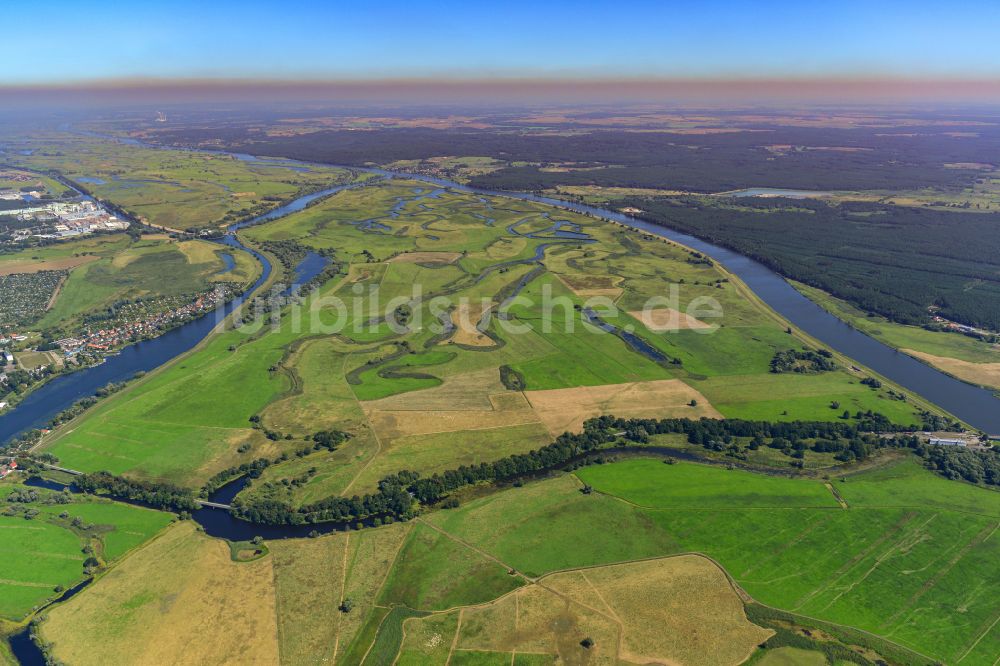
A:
61 413 998 527
74 472 201 512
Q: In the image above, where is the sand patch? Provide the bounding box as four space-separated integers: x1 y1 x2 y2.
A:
444 302 496 348
0 255 97 275
525 379 721 435
903 349 1000 390
631 307 715 331
389 251 461 264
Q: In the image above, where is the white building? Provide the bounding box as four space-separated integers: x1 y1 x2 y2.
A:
929 437 966 447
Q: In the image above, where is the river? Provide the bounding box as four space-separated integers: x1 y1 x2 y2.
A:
4 134 1000 445
356 170 1000 434
7 135 1000 660
0 181 358 444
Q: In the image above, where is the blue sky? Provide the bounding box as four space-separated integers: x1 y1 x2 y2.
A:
4 0 999 84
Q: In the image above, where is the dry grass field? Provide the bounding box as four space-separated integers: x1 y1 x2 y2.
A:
388 251 462 264
557 273 624 299
397 554 768 665
631 307 715 331
361 368 543 440
363 402 541 441
270 533 348 665
365 376 718 441
903 349 1000 390
40 522 280 666
451 586 620 665
271 523 411 665
38 522 415 666
524 379 721 435
0 255 97 275
444 302 496 347
546 556 771 666
363 368 505 412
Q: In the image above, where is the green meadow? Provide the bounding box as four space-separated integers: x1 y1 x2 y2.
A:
575 458 840 508
377 522 522 610
40 177 937 505
10 162 992 666
427 458 1000 665
9 134 359 231
0 481 172 621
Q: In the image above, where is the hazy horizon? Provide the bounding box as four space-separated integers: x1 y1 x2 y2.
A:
5 0 1000 106
5 77 1000 109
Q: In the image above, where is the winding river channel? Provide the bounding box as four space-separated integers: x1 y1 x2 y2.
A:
7 132 1000 666
3 138 1000 448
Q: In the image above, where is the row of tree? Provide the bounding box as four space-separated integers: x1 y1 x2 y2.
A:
65 413 998 526
74 472 200 512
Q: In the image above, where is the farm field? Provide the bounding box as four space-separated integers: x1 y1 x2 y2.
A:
424 458 1000 666
796 282 1000 391
38 520 429 666
20 172 993 666
46 454 997 664
0 480 173 621
395 554 770 666
39 177 938 504
6 133 359 231
29 495 768 666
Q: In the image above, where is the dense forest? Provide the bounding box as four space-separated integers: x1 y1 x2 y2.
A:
153 124 995 193
621 197 1000 329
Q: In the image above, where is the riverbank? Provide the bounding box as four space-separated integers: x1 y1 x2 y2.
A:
794 281 1000 394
